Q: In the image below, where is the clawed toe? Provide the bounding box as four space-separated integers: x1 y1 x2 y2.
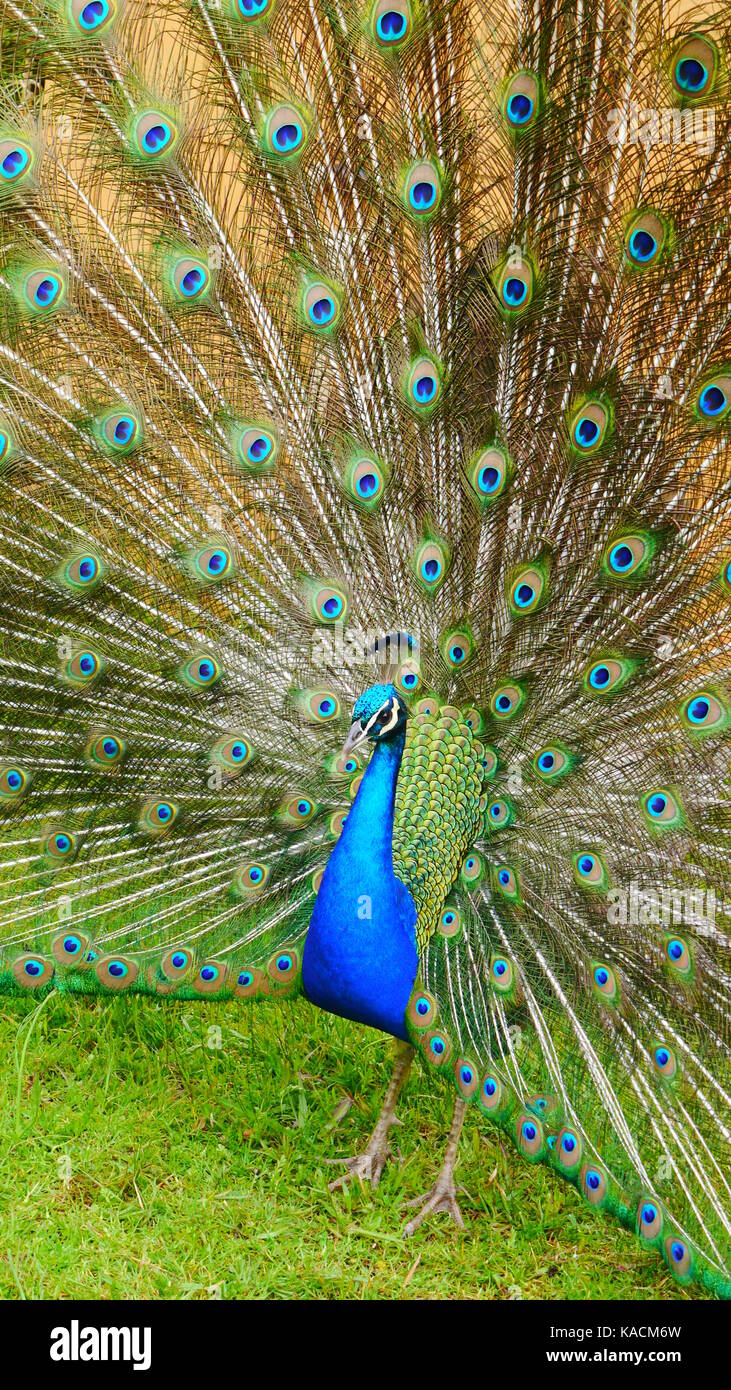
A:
403 1184 465 1236
326 1148 389 1190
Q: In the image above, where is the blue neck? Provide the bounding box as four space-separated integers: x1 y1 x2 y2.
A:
339 725 406 868
302 727 419 1040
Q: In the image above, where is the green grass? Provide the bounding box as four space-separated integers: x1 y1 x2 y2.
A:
0 991 703 1300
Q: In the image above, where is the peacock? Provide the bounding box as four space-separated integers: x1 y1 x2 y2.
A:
0 0 729 1298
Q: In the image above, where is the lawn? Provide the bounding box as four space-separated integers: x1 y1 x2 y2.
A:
0 990 701 1300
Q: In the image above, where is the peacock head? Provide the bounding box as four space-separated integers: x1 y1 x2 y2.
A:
342 683 408 755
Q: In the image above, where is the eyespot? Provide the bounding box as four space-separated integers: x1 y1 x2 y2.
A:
371 0 411 47
139 799 179 835
641 788 684 830
478 1070 510 1116
493 865 519 901
573 850 609 891
489 955 515 995
625 211 667 268
695 374 731 422
134 110 178 160
413 539 449 592
52 931 91 966
663 934 693 981
603 532 655 579
12 954 55 990
307 580 348 625
584 657 634 695
480 745 499 780
210 732 253 775
590 961 620 1004
680 689 728 736
299 689 341 723
569 399 610 454
460 850 484 883
279 793 318 827
171 256 211 302
396 662 420 695
406 355 441 410
0 764 30 800
555 1127 583 1171
454 1058 479 1101
516 1112 544 1160
508 562 547 615
437 904 461 937
160 946 195 981
0 137 34 185
59 552 103 592
466 444 510 508
23 268 65 313
461 707 484 734
485 799 513 831
302 279 341 331
344 453 388 508
233 0 274 19
440 626 473 669
402 160 441 217
663 1235 692 1279
98 408 141 454
95 954 139 991
69 0 117 35
652 1042 678 1081
193 961 229 996
722 558 731 596
533 744 573 781
637 1197 663 1241
86 733 126 769
234 964 266 998
62 649 104 687
267 947 300 988
422 1027 451 1066
503 71 539 130
0 414 14 467
180 653 221 689
490 682 525 720
189 543 234 585
233 861 269 897
328 807 349 838
327 748 363 778
496 255 533 312
235 423 278 472
671 34 718 99
407 989 437 1029
580 1162 608 1206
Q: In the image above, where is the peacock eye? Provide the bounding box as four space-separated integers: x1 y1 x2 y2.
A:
407 356 442 411
0 137 34 185
680 689 728 736
70 0 118 35
98 408 141 454
695 373 731 423
671 35 718 100
371 0 412 47
134 110 178 160
496 254 534 313
569 398 611 455
503 72 540 130
403 161 441 217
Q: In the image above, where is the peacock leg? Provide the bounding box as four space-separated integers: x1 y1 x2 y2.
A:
328 1041 414 1190
403 1095 467 1235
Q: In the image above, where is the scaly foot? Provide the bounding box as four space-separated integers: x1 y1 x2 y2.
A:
403 1177 464 1235
327 1041 414 1191
402 1094 468 1235
327 1132 397 1190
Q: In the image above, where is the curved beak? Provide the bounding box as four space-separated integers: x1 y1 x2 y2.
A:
342 720 368 757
